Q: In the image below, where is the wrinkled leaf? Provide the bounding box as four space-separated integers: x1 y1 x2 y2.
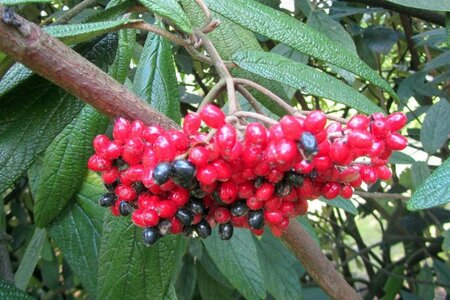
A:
433 259 450 294
411 161 431 190
408 158 450 210
109 28 136 83
416 265 434 300
443 230 450 252
0 64 32 97
420 99 450 154
97 215 183 300
205 0 396 98
133 21 181 123
48 172 105 296
233 50 382 114
33 106 108 227
202 228 265 300
0 279 34 300
320 196 358 215
389 152 415 164
255 231 303 300
14 228 46 290
175 255 197 300
196 264 234 300
139 0 192 33
386 0 450 12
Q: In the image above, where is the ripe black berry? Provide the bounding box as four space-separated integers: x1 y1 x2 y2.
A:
99 192 117 207
285 171 304 187
231 200 249 217
104 182 118 192
298 132 318 155
158 219 172 236
218 222 233 240
248 210 264 229
176 178 197 190
195 219 212 238
176 208 193 226
152 162 174 185
143 227 159 246
190 188 206 199
188 198 205 215
172 159 196 181
275 180 292 197
254 176 264 188
133 181 147 194
119 201 133 216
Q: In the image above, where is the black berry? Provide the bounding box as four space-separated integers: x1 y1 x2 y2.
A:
99 192 117 207
218 222 234 240
231 200 249 217
248 210 264 229
158 219 172 236
152 162 174 185
119 201 133 216
298 132 318 155
176 208 193 226
195 219 212 238
285 171 304 187
275 180 292 197
143 227 159 246
172 159 196 181
188 198 205 215
254 176 264 188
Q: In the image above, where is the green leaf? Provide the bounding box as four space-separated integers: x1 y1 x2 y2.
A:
202 228 265 300
433 259 450 294
381 266 404 300
420 99 450 154
411 161 431 190
97 215 183 300
0 279 34 300
138 0 192 33
109 28 136 83
33 106 108 227
443 230 450 252
175 255 197 300
196 264 234 300
363 26 399 54
447 13 450 47
233 50 382 114
302 287 330 300
416 265 434 300
386 0 450 12
0 0 51 3
407 158 450 210
14 228 46 290
83 1 136 23
0 76 84 193
45 19 139 45
0 64 32 97
205 0 396 99
48 172 105 296
255 231 303 300
320 196 358 215
133 21 181 123
389 152 415 164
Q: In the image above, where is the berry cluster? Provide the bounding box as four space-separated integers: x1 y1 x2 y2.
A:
88 104 407 245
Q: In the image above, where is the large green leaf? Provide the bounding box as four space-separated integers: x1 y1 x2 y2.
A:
233 50 382 114
133 21 181 123
407 158 450 210
14 227 46 290
48 172 105 296
255 231 303 300
0 64 32 97
138 0 192 33
433 259 450 294
0 76 84 193
97 215 183 300
0 279 34 300
175 255 197 300
196 264 234 300
109 28 136 84
320 196 358 215
386 0 450 12
204 0 396 98
45 19 138 45
411 161 431 190
33 106 108 227
202 228 265 300
420 99 450 154
416 266 434 300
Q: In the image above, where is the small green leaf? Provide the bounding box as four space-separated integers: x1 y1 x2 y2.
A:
14 228 46 290
83 1 136 23
420 99 450 154
381 266 404 300
48 172 105 296
433 259 450 294
0 279 34 300
320 196 358 215
255 231 303 300
233 50 382 114
45 19 138 45
407 158 450 210
196 264 234 300
443 230 450 252
202 228 265 300
97 216 183 300
411 161 431 190
205 0 396 99
109 28 136 83
389 152 415 164
416 265 434 300
138 0 192 33
0 0 51 3
386 0 450 12
133 21 181 123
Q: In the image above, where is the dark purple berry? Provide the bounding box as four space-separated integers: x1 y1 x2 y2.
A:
298 132 318 155
285 171 303 187
119 201 133 216
188 198 205 215
143 227 159 246
231 200 249 217
176 208 193 226
99 192 117 207
218 222 233 240
275 180 292 197
152 162 174 185
248 210 264 229
195 219 212 238
172 159 196 182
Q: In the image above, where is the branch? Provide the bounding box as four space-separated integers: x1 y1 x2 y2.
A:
0 6 178 131
126 22 190 47
341 0 445 26
282 221 362 300
53 0 97 25
354 191 409 200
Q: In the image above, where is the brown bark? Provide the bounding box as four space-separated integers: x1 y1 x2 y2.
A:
0 6 178 131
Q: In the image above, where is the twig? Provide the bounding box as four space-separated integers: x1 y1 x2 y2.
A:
354 191 410 200
54 0 97 25
185 45 213 64
226 78 237 114
193 0 212 31
198 78 227 110
236 85 265 115
234 111 278 126
125 22 190 47
197 32 231 78
282 221 362 300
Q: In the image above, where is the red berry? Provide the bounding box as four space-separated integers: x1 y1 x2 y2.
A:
189 146 210 167
124 164 144 182
93 135 109 153
245 122 267 145
102 167 119 184
275 139 298 164
376 165 392 180
142 148 158 169
264 211 283 225
211 159 232 181
294 160 314 174
171 217 183 234
330 140 350 165
256 183 275 201
196 164 218 185
312 156 332 172
280 202 295 217
141 209 160 227
340 185 353 199
268 124 285 142
113 118 131 143
214 207 231 223
122 137 145 165
322 182 341 199
304 111 327 134
154 135 176 162
219 181 238 204
130 120 145 138
386 112 407 131
385 132 407 150
183 112 201 135
326 122 342 134
368 140 385 158
280 115 303 140
142 125 163 143
167 130 189 151
347 115 370 130
360 166 378 184
347 130 373 148
339 166 360 183
115 184 137 201
246 195 264 210
200 104 225 129
169 186 190 207
371 118 390 138
255 161 271 177
156 201 178 218
238 181 254 199
264 196 282 211
87 154 112 172
241 145 263 167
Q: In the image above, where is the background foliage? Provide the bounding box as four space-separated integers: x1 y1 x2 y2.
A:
0 0 449 299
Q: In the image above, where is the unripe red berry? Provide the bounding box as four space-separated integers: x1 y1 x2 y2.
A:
196 164 218 185
322 182 341 199
214 207 231 224
312 156 332 172
339 166 360 183
245 122 267 145
347 130 373 148
156 201 178 218
330 140 350 165
102 167 119 184
268 124 285 142
386 112 407 131
340 185 353 199
294 160 314 174
211 159 232 181
246 195 264 210
326 122 342 134
183 113 201 135
219 181 238 204
241 145 263 167
167 130 189 151
347 115 370 130
256 183 275 201
368 140 385 158
115 184 137 201
169 186 190 207
371 119 390 138
124 164 144 182
142 125 163 143
113 118 131 143
304 111 327 134
88 154 112 172
264 211 283 225
280 115 303 140
376 165 392 180
200 104 225 128
122 137 145 165
93 135 110 153
275 139 298 164
142 148 158 169
130 120 145 138
385 132 408 150
154 135 176 162
189 146 210 167
264 196 282 211
141 209 160 227
360 166 378 184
